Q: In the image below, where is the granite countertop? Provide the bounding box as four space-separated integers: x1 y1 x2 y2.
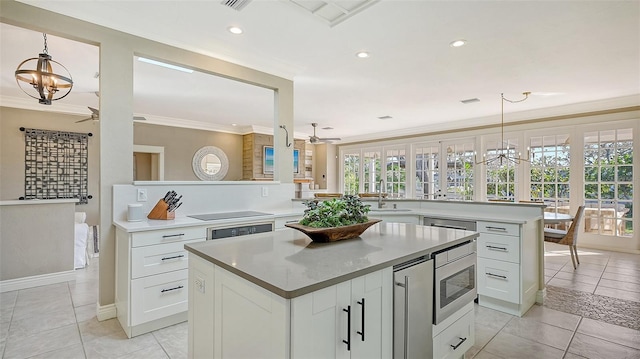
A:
185 222 478 299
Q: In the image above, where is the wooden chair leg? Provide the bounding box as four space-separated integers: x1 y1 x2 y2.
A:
568 245 577 270
573 245 580 264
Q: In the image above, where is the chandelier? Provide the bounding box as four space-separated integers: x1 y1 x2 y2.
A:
475 92 530 165
15 33 73 105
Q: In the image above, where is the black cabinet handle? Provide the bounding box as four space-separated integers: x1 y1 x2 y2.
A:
486 245 508 251
343 305 351 351
486 272 507 279
161 254 185 261
160 285 184 293
162 233 185 238
451 337 467 350
357 298 365 341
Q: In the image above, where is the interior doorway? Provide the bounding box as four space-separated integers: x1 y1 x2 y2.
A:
133 145 165 181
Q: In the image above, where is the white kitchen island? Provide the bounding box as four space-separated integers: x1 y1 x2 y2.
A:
185 222 478 359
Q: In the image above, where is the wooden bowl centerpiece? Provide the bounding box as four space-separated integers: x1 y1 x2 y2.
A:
286 195 380 243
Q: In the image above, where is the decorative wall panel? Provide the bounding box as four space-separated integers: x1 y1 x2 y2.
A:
22 128 90 204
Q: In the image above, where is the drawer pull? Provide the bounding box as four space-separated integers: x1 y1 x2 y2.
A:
161 285 184 293
485 226 507 232
486 245 508 251
343 305 351 351
161 254 185 261
357 298 365 341
162 233 185 238
486 272 507 279
451 337 467 350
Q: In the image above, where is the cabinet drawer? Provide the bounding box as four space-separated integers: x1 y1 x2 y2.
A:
476 221 519 237
131 227 205 247
477 258 520 304
131 238 203 279
478 233 520 263
433 308 474 359
131 269 188 326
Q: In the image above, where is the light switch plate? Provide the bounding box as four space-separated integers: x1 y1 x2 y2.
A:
262 186 268 197
137 188 148 202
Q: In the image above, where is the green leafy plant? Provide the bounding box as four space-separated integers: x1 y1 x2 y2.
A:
299 195 371 228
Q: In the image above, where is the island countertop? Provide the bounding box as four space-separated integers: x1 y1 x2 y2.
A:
185 222 478 299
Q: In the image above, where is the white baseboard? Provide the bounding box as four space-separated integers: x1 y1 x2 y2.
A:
0 270 75 293
97 302 117 321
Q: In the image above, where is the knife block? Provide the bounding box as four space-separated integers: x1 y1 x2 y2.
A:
147 199 175 220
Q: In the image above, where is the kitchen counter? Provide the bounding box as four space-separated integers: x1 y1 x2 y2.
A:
113 210 302 233
185 222 478 299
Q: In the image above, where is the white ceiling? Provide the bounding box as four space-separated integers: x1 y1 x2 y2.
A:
1 0 639 143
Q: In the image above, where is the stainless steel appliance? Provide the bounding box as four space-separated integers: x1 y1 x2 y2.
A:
207 223 273 240
432 241 477 325
393 256 434 359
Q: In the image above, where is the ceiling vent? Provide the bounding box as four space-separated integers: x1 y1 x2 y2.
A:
461 98 480 104
221 0 252 11
377 115 393 120
285 0 379 27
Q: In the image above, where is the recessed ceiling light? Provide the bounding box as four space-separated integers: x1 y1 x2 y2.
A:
449 39 467 48
231 123 237 126
356 51 370 58
228 26 243 35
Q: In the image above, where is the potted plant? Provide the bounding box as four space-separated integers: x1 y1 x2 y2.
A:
286 195 381 242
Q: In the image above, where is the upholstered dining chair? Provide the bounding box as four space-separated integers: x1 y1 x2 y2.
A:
544 206 585 270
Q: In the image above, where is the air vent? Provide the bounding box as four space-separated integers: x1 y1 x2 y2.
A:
461 98 480 104
378 115 393 120
322 126 334 130
221 0 252 11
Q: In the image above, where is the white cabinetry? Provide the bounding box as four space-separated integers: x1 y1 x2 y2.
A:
432 302 474 359
291 267 393 359
187 262 392 359
116 226 205 338
476 220 538 316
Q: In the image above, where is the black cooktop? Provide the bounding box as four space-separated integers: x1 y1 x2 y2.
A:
188 211 272 221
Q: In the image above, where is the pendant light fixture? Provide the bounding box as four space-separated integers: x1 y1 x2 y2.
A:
15 33 73 105
475 92 531 165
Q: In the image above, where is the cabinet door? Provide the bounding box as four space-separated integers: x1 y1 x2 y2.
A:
213 267 288 359
291 281 351 359
350 267 393 359
477 257 520 304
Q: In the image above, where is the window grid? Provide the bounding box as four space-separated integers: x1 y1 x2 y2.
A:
529 135 570 211
445 143 474 201
343 153 360 195
415 145 440 199
362 151 381 194
485 139 518 202
385 148 406 198
584 129 633 237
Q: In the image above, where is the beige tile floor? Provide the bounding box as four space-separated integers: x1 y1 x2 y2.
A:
1 242 639 358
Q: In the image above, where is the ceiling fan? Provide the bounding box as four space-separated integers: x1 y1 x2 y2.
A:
76 107 147 123
309 123 341 143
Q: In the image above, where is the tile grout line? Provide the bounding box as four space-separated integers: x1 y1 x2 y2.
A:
561 316 583 359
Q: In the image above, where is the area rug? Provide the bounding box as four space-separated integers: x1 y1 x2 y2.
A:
544 285 640 330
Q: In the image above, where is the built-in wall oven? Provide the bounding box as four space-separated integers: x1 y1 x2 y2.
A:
432 241 477 325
